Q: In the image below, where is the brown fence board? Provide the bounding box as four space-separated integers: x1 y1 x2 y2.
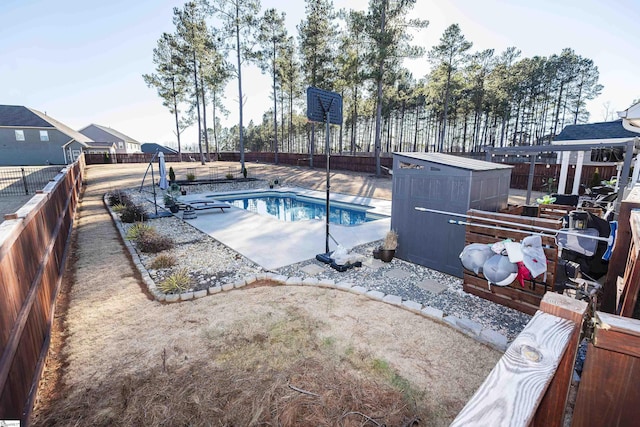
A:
572 313 640 427
0 156 83 421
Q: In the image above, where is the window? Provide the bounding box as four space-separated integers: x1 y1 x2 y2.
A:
40 130 49 141
118 142 124 149
15 130 25 141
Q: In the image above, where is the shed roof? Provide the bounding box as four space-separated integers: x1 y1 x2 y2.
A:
394 152 512 171
555 120 638 141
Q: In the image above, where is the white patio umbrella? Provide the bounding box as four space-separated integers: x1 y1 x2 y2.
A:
158 152 168 190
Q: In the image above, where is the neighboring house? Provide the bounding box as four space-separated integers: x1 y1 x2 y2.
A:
78 124 141 154
141 143 178 155
83 141 117 154
0 104 95 166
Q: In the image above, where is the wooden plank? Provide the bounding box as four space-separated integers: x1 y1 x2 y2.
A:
602 186 640 313
463 283 539 316
594 312 640 358
539 292 588 323
572 343 640 426
465 272 548 297
619 212 640 317
452 311 574 426
534 294 588 427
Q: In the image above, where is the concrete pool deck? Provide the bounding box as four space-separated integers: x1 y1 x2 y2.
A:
179 187 392 270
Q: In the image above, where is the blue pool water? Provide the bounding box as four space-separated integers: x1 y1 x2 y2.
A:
215 193 383 226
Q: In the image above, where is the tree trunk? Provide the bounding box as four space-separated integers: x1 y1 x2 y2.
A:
235 3 245 171
200 73 210 162
172 77 183 162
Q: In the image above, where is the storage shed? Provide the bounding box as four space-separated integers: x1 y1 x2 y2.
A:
391 153 512 277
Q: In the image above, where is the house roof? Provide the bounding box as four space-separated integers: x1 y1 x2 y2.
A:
0 105 54 128
80 123 140 144
141 143 178 154
555 120 638 141
0 104 93 145
394 152 512 171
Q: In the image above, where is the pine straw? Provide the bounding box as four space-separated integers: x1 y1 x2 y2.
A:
32 356 426 426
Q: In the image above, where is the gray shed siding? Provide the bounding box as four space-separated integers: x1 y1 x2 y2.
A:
391 153 511 277
0 127 69 165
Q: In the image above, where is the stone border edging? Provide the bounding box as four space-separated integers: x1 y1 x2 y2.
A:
104 195 508 352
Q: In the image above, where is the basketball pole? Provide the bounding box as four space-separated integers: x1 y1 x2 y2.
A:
325 110 330 254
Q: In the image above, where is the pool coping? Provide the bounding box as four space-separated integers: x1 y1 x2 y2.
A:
176 187 392 270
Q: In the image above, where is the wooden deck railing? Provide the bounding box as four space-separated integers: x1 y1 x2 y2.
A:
0 156 84 421
462 210 562 315
452 293 587 426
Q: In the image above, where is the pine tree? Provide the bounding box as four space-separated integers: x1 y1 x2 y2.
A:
143 32 191 161
256 8 288 164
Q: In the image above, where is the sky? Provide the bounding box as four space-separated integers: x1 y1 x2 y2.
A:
1 0 639 147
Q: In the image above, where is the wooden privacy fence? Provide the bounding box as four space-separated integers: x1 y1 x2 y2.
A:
0 156 84 421
453 292 640 426
84 152 620 191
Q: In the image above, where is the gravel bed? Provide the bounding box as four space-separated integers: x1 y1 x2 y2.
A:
119 182 531 341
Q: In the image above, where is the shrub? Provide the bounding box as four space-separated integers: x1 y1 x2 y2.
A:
159 269 192 294
383 230 398 250
126 223 154 240
107 191 131 206
225 172 234 180
120 203 147 223
135 232 174 253
242 167 248 179
590 168 601 188
112 203 127 213
169 166 176 182
149 254 177 269
186 172 196 181
163 194 176 207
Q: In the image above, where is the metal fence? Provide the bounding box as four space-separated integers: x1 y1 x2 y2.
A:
0 167 62 197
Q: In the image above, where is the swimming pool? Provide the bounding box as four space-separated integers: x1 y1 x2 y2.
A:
213 192 386 226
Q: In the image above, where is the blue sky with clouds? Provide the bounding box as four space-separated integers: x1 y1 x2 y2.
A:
1 0 638 146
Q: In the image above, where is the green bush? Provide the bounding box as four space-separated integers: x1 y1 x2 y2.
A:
169 166 176 182
126 223 154 240
242 167 248 179
186 172 196 181
150 254 177 269
159 269 192 294
120 203 147 223
225 172 234 180
135 231 173 253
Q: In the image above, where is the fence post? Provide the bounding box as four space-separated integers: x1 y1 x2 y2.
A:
21 167 29 195
533 293 588 427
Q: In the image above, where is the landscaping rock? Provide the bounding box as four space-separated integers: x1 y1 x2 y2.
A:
382 294 403 306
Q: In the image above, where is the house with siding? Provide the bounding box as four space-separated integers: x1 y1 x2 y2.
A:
0 105 101 166
78 124 141 154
